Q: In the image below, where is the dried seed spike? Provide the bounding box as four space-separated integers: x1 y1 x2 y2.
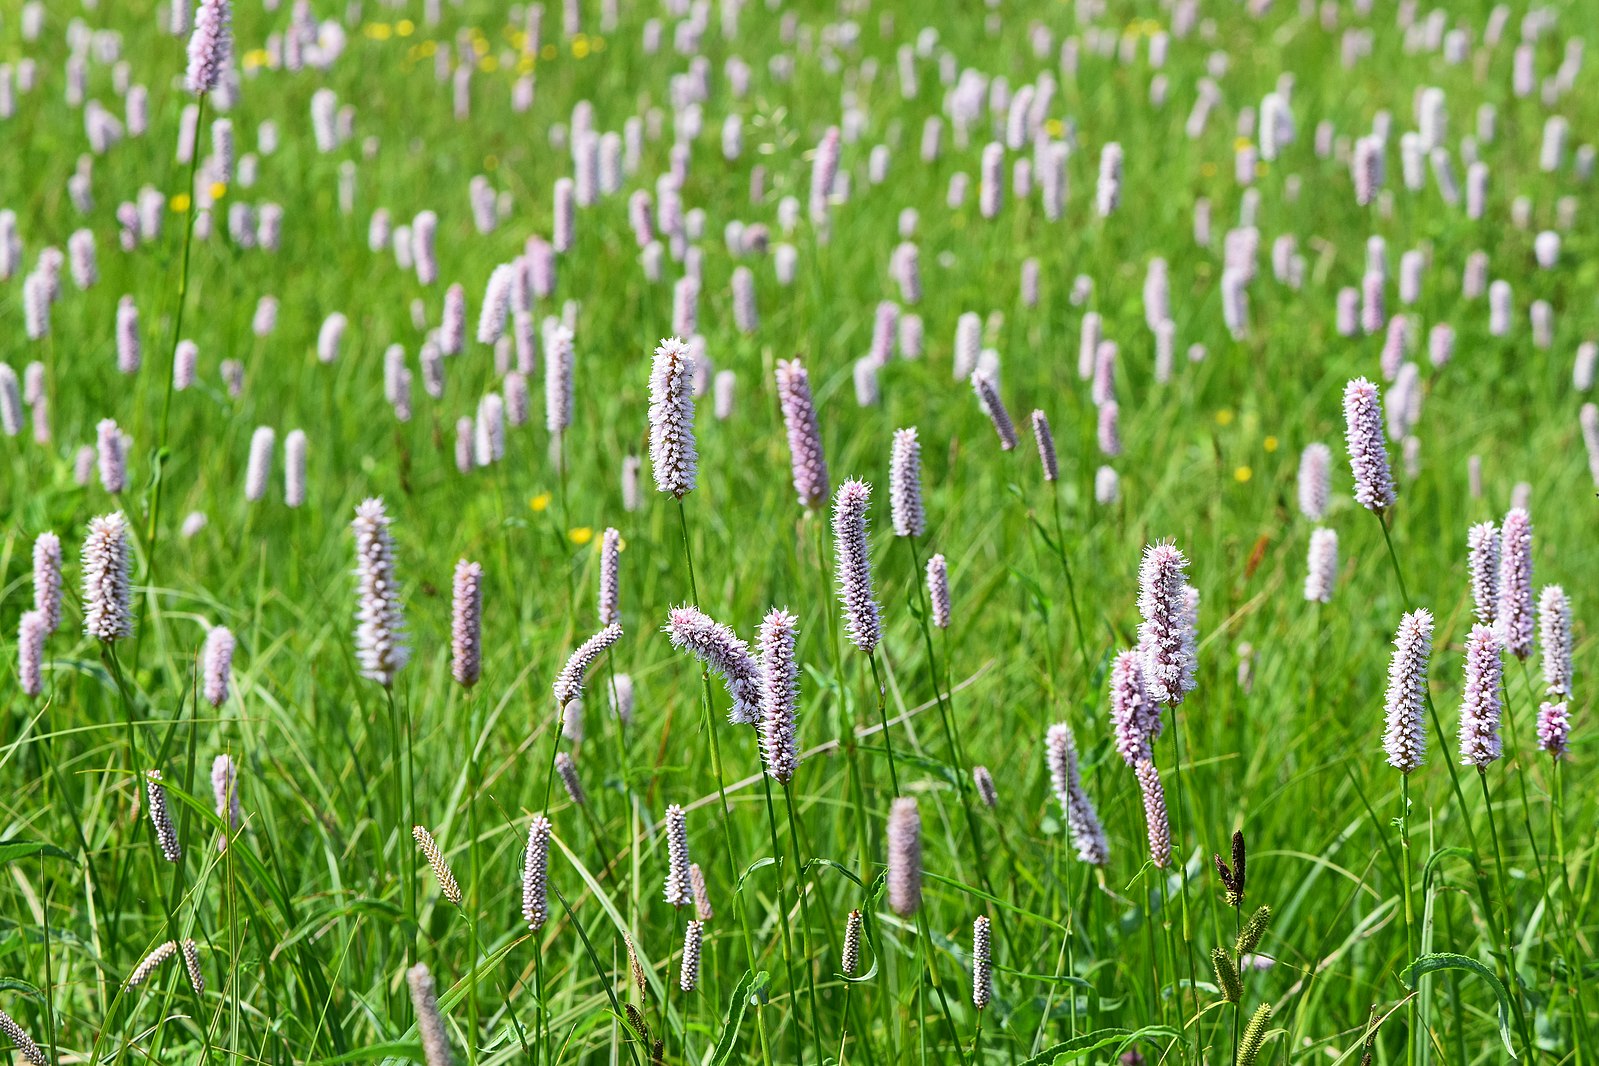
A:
626 932 648 1002
1230 830 1247 904
412 826 462 905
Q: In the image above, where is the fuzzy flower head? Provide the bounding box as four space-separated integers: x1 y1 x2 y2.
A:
1382 609 1433 773
1458 624 1505 767
351 498 409 686
202 625 235 707
553 623 623 706
212 753 240 848
926 553 951 629
1539 585 1571 698
1046 723 1109 865
1297 443 1330 521
1108 650 1158 765
451 560 483 687
648 336 698 497
663 803 694 907
971 370 1017 450
1466 522 1500 627
1342 377 1396 512
406 964 454 1066
1135 758 1172 869
32 531 61 633
1537 701 1570 759
776 358 830 509
1304 527 1338 603
886 797 923 916
522 815 552 930
757 608 801 785
889 427 925 538
1031 409 1060 482
664 605 762 724
82 511 134 643
185 0 233 95
1495 508 1534 660
832 479 882 654
1137 542 1195 706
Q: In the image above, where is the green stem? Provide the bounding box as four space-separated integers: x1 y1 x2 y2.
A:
1400 773 1417 1066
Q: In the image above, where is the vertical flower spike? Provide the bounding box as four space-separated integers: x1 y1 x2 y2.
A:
451 560 483 687
776 358 830 509
971 370 1017 450
82 511 134 643
552 623 623 705
1466 522 1501 627
1304 528 1338 603
1045 723 1109 865
926 553 951 629
1459 624 1505 767
597 528 621 626
522 815 552 930
648 337 698 498
972 765 999 808
544 324 574 437
17 611 46 697
1539 586 1571 697
555 751 586 805
1297 443 1330 521
680 920 704 992
1137 543 1195 705
1135 758 1172 869
1096 142 1123 217
1108 650 1156 765
841 909 864 975
406 964 455 1066
202 625 235 706
689 863 713 921
32 531 61 633
1495 508 1534 660
757 608 801 785
413 826 463 905
146 769 181 863
663 803 693 907
244 426 275 502
1537 700 1570 759
1381 610 1434 773
972 915 993 1009
663 606 763 724
886 797 923 916
1342 378 1396 513
185 0 232 95
351 498 409 686
97 417 126 493
284 429 307 507
212 753 241 848
889 428 926 538
1031 410 1059 482
180 938 205 995
0 1008 48 1066
832 479 882 654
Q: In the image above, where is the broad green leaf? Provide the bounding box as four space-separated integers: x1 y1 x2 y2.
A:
1402 952 1517 1059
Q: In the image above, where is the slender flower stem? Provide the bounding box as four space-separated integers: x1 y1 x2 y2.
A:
866 651 900 796
758 776 802 1064
784 786 827 1066
1478 768 1536 1056
1166 706 1203 1061
1400 773 1417 1066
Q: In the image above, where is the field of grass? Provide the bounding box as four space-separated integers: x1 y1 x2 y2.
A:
2 0 1596 1064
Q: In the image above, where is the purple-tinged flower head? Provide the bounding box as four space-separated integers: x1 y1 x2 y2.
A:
832 479 882 654
776 358 830 509
663 803 694 907
1537 701 1570 759
351 498 409 686
1097 401 1122 457
284 428 306 507
979 141 1004 219
1092 340 1118 406
185 0 232 95
253 296 278 337
1135 758 1172 869
926 553 951 629
1539 585 1571 697
680 919 704 993
476 264 514 345
1137 543 1195 706
954 312 982 380
97 417 126 494
664 606 763 724
32 531 61 633
555 751 586 805
1031 410 1059 482
544 323 574 436
437 286 466 355
244 425 274 502
671 277 699 336
1304 528 1338 603
731 266 758 334
1341 377 1396 513
972 765 998 808
450 559 483 687
808 126 841 223
889 427 925 538
596 528 621 626
648 336 698 497
1108 650 1157 765
212 753 240 849
1381 609 1433 773
17 610 45 697
173 340 198 390
552 178 575 252
1361 271 1385 335
146 769 181 862
412 211 439 286
0 366 20 437
757 608 801 785
971 370 1017 450
1297 443 1331 521
886 796 923 915
82 511 133 643
406 964 453 1066
972 915 993 1009
870 301 899 366
202 625 234 706
116 295 141 373
1352 136 1380 205
689 862 713 921
317 312 347 363
0 1007 47 1066
553 623 623 706
1495 508 1534 660
1046 723 1109 865
1466 522 1500 626
518 818 551 928
1096 142 1123 217
1458 624 1504 767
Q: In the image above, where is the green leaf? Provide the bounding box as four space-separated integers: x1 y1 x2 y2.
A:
737 856 778 889
0 978 42 997
0 840 76 866
1402 952 1517 1059
1018 1024 1181 1065
1421 847 1475 892
709 969 753 1066
310 1040 424 1064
